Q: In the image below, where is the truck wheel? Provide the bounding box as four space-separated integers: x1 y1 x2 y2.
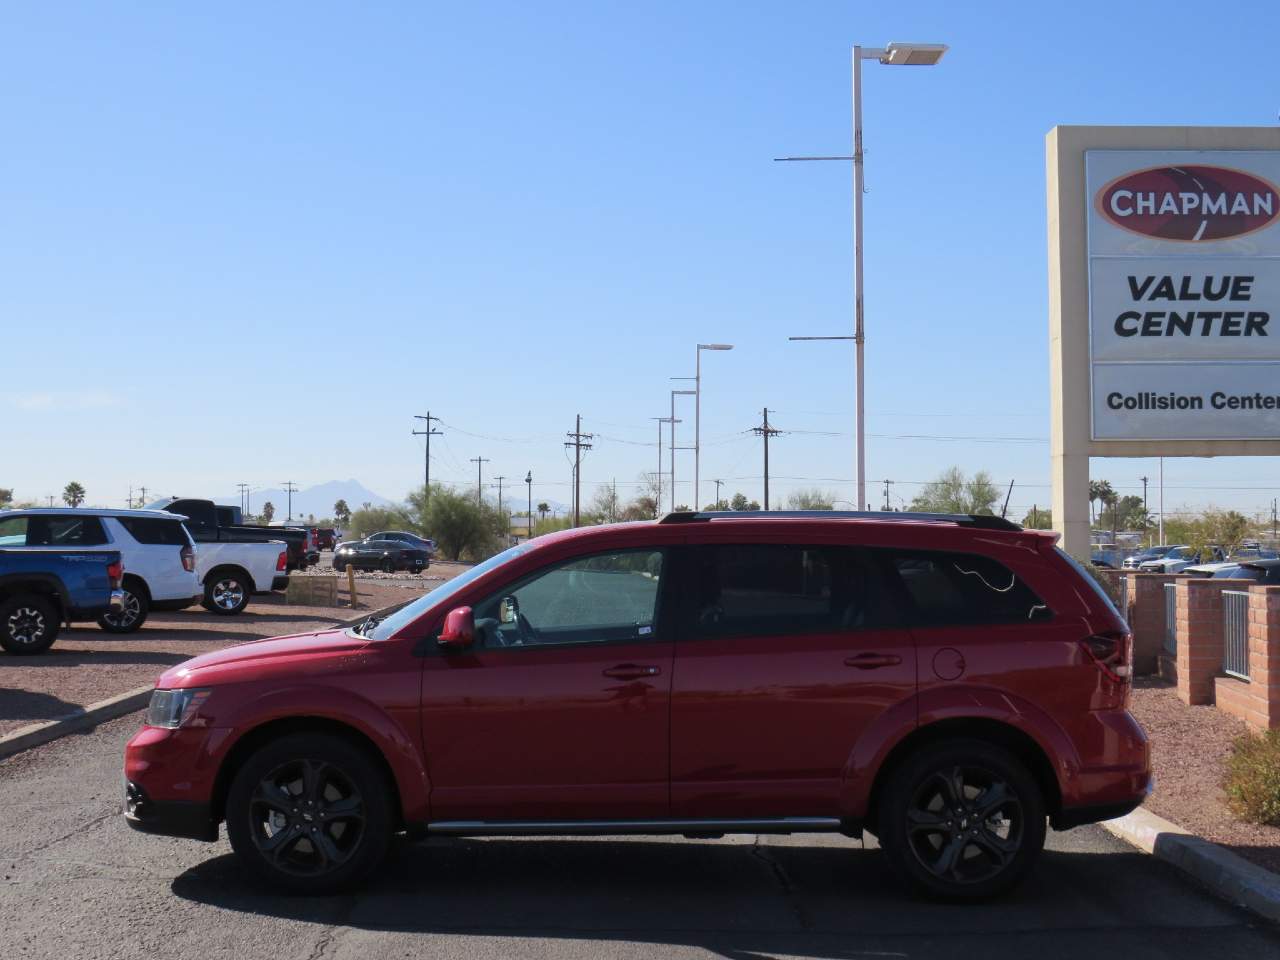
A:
97 583 149 633
225 733 393 894
877 739 1045 901
204 573 250 615
0 595 60 654
380 559 394 573
332 559 347 573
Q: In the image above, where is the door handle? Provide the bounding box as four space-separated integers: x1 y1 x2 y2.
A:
602 664 661 679
844 653 902 670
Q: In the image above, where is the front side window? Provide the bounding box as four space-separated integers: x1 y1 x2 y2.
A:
687 543 891 639
0 516 29 545
892 550 1048 626
474 549 665 648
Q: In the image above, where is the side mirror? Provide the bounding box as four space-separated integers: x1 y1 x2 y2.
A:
438 606 475 650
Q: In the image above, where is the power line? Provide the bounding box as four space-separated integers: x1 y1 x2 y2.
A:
750 408 781 510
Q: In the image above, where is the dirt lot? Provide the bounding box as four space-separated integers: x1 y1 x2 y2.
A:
1130 676 1280 874
0 558 469 738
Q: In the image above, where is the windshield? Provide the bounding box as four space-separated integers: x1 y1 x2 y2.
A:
363 543 531 641
1167 547 1195 560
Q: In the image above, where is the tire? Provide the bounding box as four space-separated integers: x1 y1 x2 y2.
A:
877 739 1046 901
379 559 394 573
0 595 60 655
204 572 251 616
332 560 347 573
225 733 393 894
97 583 149 634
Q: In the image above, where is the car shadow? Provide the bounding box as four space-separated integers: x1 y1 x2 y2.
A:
0 688 84 722
168 837 1186 959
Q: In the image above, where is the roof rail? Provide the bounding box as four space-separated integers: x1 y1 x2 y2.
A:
658 510 1022 532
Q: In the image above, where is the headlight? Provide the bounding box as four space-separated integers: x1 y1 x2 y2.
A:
146 688 211 729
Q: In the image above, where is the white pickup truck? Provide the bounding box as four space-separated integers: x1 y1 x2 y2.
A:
0 509 288 630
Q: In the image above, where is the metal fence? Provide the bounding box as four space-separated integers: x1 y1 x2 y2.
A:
1163 582 1177 655
1118 575 1129 617
1223 590 1250 681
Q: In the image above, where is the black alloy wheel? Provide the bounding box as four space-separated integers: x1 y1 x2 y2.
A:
226 734 392 893
0 595 60 654
878 740 1045 900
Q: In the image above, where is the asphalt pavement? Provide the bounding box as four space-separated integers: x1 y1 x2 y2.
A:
2 714 1278 960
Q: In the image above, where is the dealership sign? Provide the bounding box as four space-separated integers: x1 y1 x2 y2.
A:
1087 150 1280 439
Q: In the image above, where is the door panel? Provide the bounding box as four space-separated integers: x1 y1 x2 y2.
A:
420 547 673 821
422 640 673 820
669 542 916 818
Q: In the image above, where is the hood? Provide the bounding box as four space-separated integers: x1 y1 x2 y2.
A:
158 627 368 688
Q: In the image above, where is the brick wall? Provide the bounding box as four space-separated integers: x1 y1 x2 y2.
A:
1122 573 1180 676
1172 578 1252 706
1217 585 1280 731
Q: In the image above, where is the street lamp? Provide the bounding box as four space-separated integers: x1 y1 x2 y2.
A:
778 40 947 513
670 388 696 512
695 343 733 512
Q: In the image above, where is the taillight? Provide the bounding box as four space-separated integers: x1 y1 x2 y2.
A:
106 561 123 588
1081 630 1132 683
180 544 195 573
276 551 287 572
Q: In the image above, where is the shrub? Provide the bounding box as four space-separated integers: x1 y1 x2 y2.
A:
1223 729 1280 826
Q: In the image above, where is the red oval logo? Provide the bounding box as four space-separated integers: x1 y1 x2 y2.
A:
1096 165 1280 242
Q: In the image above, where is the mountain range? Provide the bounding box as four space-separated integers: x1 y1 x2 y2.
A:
215 479 392 521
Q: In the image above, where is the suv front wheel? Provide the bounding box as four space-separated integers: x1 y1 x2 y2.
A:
225 733 393 894
877 739 1045 901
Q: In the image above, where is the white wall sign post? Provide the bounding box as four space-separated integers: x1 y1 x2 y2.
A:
1048 127 1280 559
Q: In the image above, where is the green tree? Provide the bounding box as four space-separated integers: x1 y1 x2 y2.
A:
704 498 730 511
0 488 12 509
407 485 506 561
1088 479 1115 525
908 467 1000 515
1098 495 1150 532
261 501 275 522
333 499 351 526
1021 506 1053 529
730 492 761 512
536 501 550 521
62 481 86 508
585 485 621 524
349 503 413 540
786 488 835 510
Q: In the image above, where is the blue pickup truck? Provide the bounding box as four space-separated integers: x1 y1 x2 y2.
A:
0 548 124 654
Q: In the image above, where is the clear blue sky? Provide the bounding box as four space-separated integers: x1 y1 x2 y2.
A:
3 1 1279 521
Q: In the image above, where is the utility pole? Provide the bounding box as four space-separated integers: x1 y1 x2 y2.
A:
670 389 696 511
564 415 593 527
236 482 249 515
882 478 893 511
138 486 148 506
649 417 666 511
1272 498 1277 543
1140 475 1150 546
281 481 297 521
1158 457 1164 546
469 457 489 506
751 408 781 510
525 471 532 540
413 413 442 505
47 495 54 507
128 485 134 510
713 478 724 508
493 476 506 516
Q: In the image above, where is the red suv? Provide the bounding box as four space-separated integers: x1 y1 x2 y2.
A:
123 511 1149 899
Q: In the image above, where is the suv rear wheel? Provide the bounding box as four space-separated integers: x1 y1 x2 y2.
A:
97 583 148 633
0 595 59 654
877 739 1045 901
225 733 392 894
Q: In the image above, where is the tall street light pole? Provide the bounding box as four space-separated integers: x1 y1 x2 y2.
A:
778 41 947 512
670 389 696 512
695 343 733 512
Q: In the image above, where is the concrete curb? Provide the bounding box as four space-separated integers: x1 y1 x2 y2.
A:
1103 807 1280 922
0 686 153 761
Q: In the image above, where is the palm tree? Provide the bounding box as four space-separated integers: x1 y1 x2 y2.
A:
1087 480 1114 526
537 502 550 521
62 482 86 508
261 501 275 522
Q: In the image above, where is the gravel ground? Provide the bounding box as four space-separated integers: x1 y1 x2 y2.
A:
296 555 472 591
1130 676 1280 873
0 560 468 738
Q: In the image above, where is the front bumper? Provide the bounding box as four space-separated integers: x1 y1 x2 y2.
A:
124 779 218 841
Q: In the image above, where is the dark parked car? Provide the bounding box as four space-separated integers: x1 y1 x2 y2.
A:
332 536 430 573
367 530 437 556
315 528 337 551
126 510 1149 900
1182 558 1280 584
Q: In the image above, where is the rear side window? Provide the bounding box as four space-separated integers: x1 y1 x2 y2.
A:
118 517 191 546
687 543 892 639
26 515 109 547
890 550 1048 627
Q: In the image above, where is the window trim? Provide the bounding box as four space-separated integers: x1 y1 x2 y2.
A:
435 546 672 655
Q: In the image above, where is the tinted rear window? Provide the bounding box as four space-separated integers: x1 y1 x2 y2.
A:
118 517 191 546
890 550 1049 626
26 515 109 547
